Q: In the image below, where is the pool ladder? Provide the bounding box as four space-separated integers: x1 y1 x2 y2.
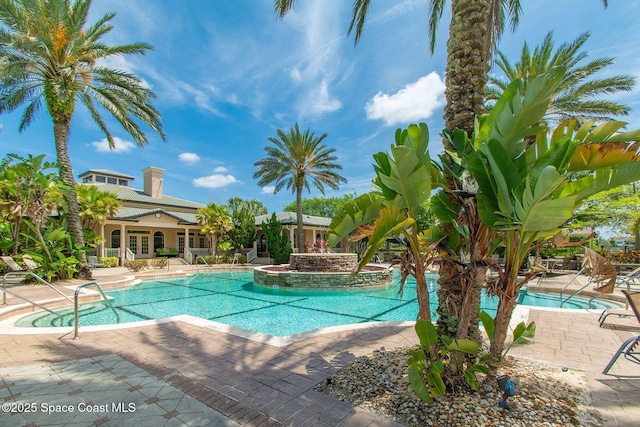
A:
74 282 120 339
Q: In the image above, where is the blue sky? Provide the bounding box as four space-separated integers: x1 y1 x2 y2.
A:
1 0 639 213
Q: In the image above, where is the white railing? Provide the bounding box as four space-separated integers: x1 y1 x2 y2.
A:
247 247 257 263
105 248 120 258
125 248 135 262
184 247 193 264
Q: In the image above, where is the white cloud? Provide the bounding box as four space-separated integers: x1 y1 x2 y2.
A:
214 166 228 173
179 152 201 165
192 174 238 189
301 80 342 116
261 186 276 195
365 72 446 126
91 137 136 153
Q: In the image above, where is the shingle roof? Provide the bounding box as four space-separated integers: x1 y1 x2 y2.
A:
92 184 206 209
112 207 199 225
255 212 331 227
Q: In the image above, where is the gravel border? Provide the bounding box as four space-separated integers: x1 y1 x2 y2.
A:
314 348 603 427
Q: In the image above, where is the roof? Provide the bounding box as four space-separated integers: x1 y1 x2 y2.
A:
111 207 199 225
255 212 332 227
78 169 135 180
91 184 206 210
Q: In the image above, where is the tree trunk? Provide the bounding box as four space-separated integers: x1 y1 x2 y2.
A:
414 256 432 322
296 186 303 252
436 0 490 340
443 0 490 136
487 293 518 380
52 118 86 262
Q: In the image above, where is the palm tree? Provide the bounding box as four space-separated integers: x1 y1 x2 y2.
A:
254 123 346 252
76 184 121 231
486 31 636 125
196 203 232 258
0 0 166 256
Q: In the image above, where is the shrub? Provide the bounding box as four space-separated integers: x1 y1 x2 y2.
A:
601 249 640 264
98 256 119 268
150 257 167 269
197 255 217 265
124 260 147 272
237 255 247 264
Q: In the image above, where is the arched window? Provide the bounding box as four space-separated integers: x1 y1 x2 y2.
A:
154 231 164 251
111 230 120 248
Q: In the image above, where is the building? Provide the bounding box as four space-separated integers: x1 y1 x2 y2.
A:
79 167 210 262
254 212 347 257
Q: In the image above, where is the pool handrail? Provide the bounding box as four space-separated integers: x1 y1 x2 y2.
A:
74 281 120 339
3 270 74 305
195 255 210 270
1 286 65 326
559 268 588 307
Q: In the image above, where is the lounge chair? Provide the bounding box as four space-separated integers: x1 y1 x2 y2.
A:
22 255 38 270
602 290 640 374
1 256 25 272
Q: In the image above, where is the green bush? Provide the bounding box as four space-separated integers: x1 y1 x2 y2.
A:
197 255 217 265
150 257 167 268
538 247 583 259
237 255 247 264
98 256 119 268
124 260 148 272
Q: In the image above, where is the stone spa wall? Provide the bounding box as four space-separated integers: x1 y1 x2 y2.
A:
253 264 394 290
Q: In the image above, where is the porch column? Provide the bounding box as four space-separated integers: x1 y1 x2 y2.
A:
184 227 190 251
119 224 126 265
99 223 105 257
289 226 295 252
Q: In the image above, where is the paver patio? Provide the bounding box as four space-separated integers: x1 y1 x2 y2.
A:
1 267 639 426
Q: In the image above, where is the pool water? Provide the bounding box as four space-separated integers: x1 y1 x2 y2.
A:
14 271 622 336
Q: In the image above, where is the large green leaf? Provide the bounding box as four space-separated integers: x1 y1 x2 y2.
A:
326 193 385 247
426 362 446 397
556 162 640 202
513 321 536 345
447 339 480 355
430 190 460 223
357 205 414 269
377 144 432 214
408 365 432 403
415 319 439 347
478 310 495 343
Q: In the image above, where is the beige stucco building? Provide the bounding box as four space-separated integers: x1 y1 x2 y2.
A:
79 167 209 263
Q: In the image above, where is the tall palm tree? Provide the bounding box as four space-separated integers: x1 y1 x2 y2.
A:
0 0 166 256
254 123 346 252
486 31 636 125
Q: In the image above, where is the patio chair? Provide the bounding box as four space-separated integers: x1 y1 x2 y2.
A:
602 290 640 374
87 256 104 269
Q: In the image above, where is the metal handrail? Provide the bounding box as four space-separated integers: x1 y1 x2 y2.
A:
0 287 65 326
3 271 73 305
74 281 119 339
195 255 210 270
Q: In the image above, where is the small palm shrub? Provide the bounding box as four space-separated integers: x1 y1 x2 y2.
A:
150 257 167 269
98 257 119 268
124 260 147 272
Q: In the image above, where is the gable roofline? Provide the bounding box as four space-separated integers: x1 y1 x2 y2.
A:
78 169 135 180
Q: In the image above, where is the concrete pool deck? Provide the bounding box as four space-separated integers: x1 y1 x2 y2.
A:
1 266 639 426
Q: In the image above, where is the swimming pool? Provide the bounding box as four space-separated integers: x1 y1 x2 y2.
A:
14 271 622 336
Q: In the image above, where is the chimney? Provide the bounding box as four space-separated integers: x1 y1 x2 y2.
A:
142 166 164 198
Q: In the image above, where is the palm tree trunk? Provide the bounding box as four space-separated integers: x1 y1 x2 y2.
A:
52 118 86 261
296 186 303 253
487 293 518 380
414 255 432 322
436 0 491 340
